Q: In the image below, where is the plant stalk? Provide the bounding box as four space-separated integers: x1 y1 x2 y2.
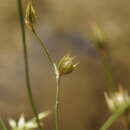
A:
31 26 61 130
100 102 130 130
32 26 55 68
55 76 61 130
17 1 42 130
100 51 117 92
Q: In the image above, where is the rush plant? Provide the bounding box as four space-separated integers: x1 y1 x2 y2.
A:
0 1 130 130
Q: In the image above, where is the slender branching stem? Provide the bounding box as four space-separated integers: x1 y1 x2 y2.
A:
31 26 61 130
100 51 117 92
0 119 7 130
32 26 55 68
100 102 130 130
55 75 61 130
17 1 42 130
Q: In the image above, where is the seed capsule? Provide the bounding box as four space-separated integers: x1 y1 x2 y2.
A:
58 54 78 76
25 2 36 29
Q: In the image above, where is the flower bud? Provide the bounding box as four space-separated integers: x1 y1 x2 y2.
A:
58 54 78 76
25 2 36 29
104 87 130 112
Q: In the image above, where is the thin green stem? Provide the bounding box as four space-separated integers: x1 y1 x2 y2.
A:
31 26 61 130
100 52 117 92
55 76 61 130
100 102 130 130
17 1 42 130
0 119 7 130
32 26 55 68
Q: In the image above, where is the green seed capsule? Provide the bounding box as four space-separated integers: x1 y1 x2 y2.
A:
25 2 36 29
58 54 78 76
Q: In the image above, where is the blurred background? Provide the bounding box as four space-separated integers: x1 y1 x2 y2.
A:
0 0 130 129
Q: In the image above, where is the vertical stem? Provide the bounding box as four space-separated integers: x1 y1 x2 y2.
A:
31 27 61 130
32 27 55 68
55 76 61 130
17 1 42 130
100 51 117 92
100 102 130 130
